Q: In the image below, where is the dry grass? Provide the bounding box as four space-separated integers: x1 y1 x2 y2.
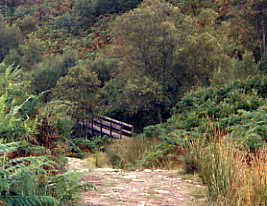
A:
185 137 267 206
104 136 183 169
104 137 162 169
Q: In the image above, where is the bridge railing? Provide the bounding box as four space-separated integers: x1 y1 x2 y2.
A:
90 116 134 139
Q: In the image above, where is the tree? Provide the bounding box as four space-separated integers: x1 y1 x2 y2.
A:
53 64 101 121
240 0 267 58
105 0 250 123
107 0 192 121
168 0 265 60
168 0 221 16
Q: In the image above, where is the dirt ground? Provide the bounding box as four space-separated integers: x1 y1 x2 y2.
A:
67 157 206 206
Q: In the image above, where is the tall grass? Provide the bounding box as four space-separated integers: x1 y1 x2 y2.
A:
105 137 161 169
105 136 182 169
184 137 267 206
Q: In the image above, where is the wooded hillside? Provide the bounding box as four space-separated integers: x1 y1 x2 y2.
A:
0 0 267 205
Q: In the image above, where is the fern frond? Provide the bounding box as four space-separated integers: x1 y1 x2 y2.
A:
0 142 20 154
1 195 59 206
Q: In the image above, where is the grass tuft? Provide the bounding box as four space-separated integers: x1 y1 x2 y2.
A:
184 137 267 206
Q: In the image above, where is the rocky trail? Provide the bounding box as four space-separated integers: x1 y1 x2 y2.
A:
67 157 206 206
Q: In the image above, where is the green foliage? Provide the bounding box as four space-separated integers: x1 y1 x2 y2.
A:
130 75 267 171
56 0 141 33
53 64 101 120
4 39 43 70
0 16 21 61
167 76 267 150
0 142 59 206
18 15 37 33
70 136 111 157
95 0 142 15
0 141 82 206
0 63 38 142
90 57 119 85
259 52 267 74
47 171 82 204
56 0 96 34
0 62 74 148
31 53 76 101
103 0 257 126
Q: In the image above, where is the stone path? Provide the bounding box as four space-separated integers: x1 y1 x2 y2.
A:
67 157 205 206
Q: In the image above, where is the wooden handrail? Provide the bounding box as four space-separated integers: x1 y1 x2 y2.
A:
80 116 134 139
101 116 133 129
93 119 132 135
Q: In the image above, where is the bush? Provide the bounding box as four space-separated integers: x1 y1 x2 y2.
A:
18 15 37 33
72 136 111 153
52 63 100 120
131 75 267 172
105 136 181 169
31 53 76 101
4 39 42 70
95 0 142 15
0 16 21 61
56 0 96 34
0 142 82 206
168 75 267 150
259 52 267 74
0 63 82 205
56 0 142 33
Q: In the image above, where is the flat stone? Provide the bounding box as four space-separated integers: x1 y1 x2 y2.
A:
132 179 145 182
138 201 146 206
94 168 122 172
124 174 137 179
154 189 170 194
154 169 165 172
112 186 125 190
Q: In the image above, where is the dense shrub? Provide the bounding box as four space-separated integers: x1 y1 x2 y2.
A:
18 15 37 33
0 63 82 206
31 53 76 101
135 75 267 170
56 0 142 33
259 52 267 74
4 39 42 70
95 0 142 15
0 142 82 206
0 16 21 61
166 75 267 150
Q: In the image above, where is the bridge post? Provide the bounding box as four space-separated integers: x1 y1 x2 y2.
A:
120 123 122 139
100 118 103 137
85 121 88 139
91 120 94 136
110 122 112 137
131 126 134 137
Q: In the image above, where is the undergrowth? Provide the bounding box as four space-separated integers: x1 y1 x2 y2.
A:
0 142 82 206
105 136 182 169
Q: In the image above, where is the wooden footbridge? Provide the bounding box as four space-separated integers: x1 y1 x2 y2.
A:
80 116 134 139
